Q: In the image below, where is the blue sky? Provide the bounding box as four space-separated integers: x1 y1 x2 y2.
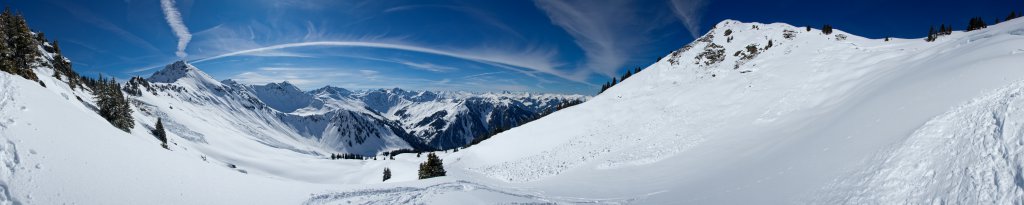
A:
7 0 1022 94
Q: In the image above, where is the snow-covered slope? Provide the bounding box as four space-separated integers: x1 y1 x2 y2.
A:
820 80 1024 204
0 71 332 204
437 18 1024 203
250 81 316 113
136 62 420 157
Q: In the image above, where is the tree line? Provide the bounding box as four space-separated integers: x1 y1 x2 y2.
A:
0 8 41 83
463 98 584 148
927 11 1020 42
90 74 135 132
599 66 645 94
0 7 136 135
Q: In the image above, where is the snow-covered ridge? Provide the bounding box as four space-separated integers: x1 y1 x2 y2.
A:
135 61 417 156
147 60 220 86
451 18 1024 203
131 59 589 155
249 81 315 113
235 81 588 149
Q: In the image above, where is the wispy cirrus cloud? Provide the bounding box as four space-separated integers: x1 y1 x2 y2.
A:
160 0 192 58
397 61 458 72
190 40 575 82
534 0 653 78
230 66 527 92
670 0 710 38
52 1 161 54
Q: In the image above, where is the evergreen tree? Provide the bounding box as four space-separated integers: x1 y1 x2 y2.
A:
9 11 39 79
418 152 446 179
0 11 10 75
967 17 987 31
926 26 937 42
0 8 39 81
822 24 833 35
383 167 392 181
805 26 811 32
153 118 168 149
50 40 81 90
97 77 135 132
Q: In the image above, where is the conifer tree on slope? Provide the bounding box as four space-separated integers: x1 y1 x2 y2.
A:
0 8 40 81
153 118 168 149
383 167 392 182
418 152 446 179
97 76 134 132
0 14 10 75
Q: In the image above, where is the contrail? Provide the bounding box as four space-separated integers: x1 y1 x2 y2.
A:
160 0 191 59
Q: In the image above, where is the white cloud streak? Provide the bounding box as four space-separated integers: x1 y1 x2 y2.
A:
670 0 710 38
161 0 192 58
190 41 579 82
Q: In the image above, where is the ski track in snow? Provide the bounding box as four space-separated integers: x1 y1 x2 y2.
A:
303 180 641 205
818 81 1024 204
0 76 21 205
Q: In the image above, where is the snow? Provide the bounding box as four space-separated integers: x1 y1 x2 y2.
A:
820 81 1024 204
0 71 329 204
451 18 1024 203
250 81 316 113
148 60 221 87
2 17 1024 204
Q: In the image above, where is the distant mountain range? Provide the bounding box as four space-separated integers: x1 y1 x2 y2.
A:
135 61 587 154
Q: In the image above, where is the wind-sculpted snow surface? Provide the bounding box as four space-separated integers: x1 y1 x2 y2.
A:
820 81 1024 204
304 180 641 204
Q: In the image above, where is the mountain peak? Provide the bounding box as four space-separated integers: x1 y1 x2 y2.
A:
264 81 302 92
148 61 218 85
310 85 352 98
251 81 316 113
